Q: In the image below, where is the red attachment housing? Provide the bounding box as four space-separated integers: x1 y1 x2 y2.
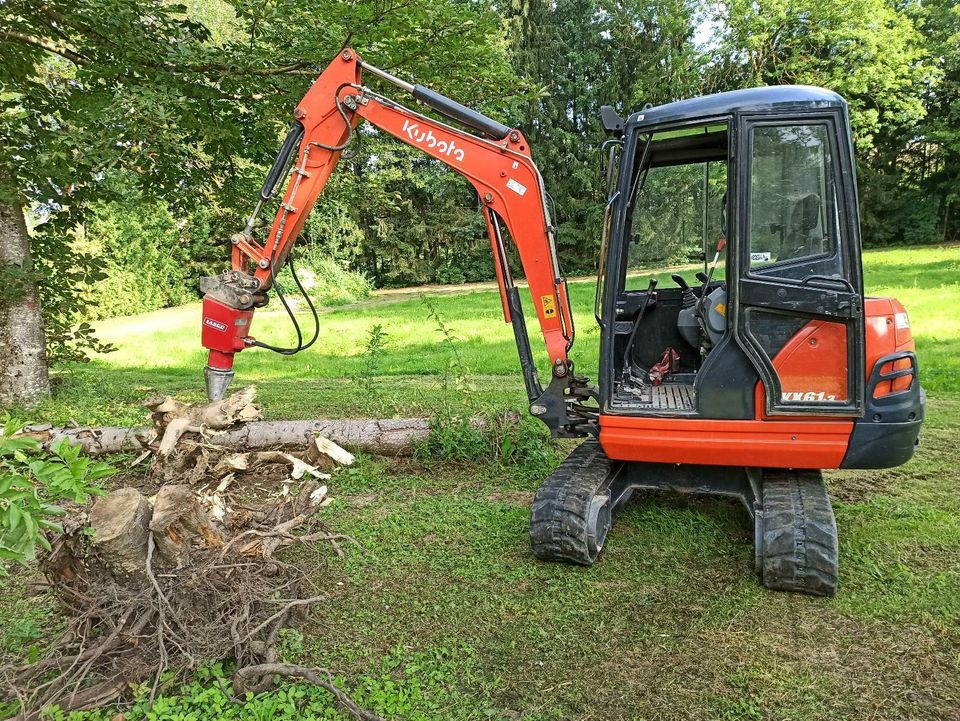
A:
201 297 254 371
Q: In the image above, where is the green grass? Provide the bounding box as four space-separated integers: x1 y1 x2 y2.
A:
28 245 959 427
2 244 959 720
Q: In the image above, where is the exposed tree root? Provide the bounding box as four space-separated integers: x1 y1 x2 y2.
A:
1 393 384 721
234 664 383 721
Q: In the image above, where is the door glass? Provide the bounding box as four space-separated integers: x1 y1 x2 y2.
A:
748 124 842 281
626 158 727 288
743 120 854 411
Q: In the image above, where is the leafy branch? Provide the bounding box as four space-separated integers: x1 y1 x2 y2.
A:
0 418 114 574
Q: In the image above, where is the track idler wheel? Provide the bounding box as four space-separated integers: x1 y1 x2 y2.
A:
758 469 839 597
530 440 619 565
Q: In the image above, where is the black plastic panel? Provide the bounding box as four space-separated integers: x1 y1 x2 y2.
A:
695 334 758 419
841 352 924 469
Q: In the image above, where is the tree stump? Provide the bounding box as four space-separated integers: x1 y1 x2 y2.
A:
149 485 225 566
88 488 152 578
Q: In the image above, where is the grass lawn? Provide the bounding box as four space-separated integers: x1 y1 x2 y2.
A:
2 244 959 720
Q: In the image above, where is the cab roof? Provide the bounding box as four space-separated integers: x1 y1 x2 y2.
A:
627 86 846 130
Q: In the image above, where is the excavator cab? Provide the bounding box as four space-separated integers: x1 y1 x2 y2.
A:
198 51 923 596
529 88 924 595
597 89 867 422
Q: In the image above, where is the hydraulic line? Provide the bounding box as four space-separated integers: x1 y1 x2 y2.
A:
251 254 320 355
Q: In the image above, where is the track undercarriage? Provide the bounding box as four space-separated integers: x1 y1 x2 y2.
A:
530 440 839 596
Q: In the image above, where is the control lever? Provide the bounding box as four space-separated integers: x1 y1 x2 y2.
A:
674 273 697 310
695 271 709 285
695 237 726 317
621 277 657 383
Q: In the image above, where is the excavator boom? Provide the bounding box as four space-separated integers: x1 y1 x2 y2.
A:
200 49 596 436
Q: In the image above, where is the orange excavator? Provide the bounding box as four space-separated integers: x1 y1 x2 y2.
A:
200 49 925 595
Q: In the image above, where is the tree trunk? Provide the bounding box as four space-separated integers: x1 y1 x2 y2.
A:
88 487 152 578
0 172 50 407
17 413 518 456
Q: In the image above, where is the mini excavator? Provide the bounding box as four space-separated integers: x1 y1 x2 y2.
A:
199 49 925 596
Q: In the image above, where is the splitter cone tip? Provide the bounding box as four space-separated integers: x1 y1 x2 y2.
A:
204 366 234 401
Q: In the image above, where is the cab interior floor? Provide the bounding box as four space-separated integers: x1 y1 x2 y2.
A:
612 382 696 411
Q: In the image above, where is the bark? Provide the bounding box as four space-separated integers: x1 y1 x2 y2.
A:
15 414 517 456
88 488 152 578
0 172 50 407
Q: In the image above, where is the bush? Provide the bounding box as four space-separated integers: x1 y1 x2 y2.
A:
435 262 467 285
75 198 199 320
293 245 373 307
0 418 112 574
416 411 558 478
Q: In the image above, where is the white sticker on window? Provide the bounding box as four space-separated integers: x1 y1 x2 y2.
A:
895 312 910 329
506 178 527 196
750 252 772 263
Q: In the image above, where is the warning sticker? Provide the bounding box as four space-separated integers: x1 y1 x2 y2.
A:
541 294 557 318
506 178 527 196
714 302 726 317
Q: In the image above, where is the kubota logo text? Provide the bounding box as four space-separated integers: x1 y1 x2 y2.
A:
402 120 465 162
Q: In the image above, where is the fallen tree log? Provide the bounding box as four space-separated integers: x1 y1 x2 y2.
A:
14 414 516 457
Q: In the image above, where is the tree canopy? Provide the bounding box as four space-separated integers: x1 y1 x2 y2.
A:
1 0 956 370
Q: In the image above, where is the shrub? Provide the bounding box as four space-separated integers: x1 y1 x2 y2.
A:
435 262 467 285
0 418 112 574
76 198 197 320
293 245 373 307
416 410 559 478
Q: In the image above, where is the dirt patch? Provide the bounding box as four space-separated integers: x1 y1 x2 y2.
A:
485 490 534 506
350 492 382 509
826 468 897 503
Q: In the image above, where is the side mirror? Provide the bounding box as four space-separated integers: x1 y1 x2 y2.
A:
601 105 625 136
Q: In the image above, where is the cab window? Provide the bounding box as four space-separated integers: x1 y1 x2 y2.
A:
624 124 728 289
748 123 843 281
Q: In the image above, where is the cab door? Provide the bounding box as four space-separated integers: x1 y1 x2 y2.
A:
734 114 865 416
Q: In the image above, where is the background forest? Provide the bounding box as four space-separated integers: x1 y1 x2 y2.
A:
2 0 958 359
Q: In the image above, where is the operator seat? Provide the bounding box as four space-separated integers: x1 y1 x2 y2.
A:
779 192 821 261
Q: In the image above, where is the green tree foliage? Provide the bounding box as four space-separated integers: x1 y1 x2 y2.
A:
77 196 195 319
502 0 703 273
706 0 945 246
708 0 933 150
3 0 957 351
905 0 960 242
0 0 520 342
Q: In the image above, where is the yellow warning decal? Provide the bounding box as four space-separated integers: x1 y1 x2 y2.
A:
714 302 726 317
541 294 557 318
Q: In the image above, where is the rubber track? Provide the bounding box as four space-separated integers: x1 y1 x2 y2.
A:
761 469 839 597
530 439 615 565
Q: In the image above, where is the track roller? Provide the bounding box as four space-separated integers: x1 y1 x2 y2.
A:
758 469 839 597
530 440 620 565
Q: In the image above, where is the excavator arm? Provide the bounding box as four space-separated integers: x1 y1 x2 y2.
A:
200 49 597 437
